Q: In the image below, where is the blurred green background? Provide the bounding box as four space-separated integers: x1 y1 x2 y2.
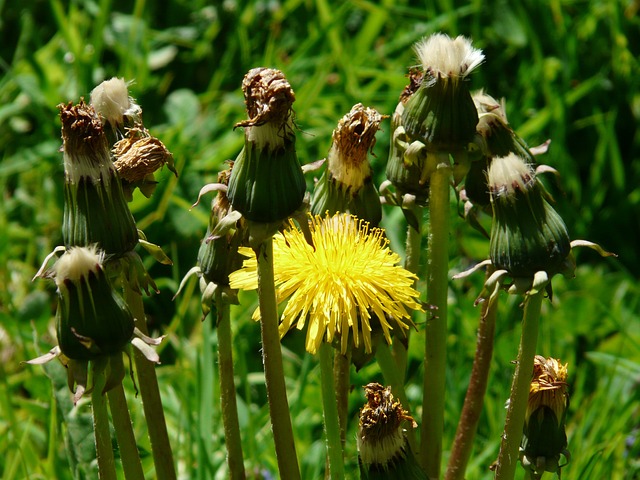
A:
0 1 638 479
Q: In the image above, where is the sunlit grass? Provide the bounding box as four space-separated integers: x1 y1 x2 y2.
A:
1 0 638 478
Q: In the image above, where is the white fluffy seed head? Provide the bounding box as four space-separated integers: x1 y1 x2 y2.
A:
414 33 484 78
90 77 139 128
53 245 104 286
487 153 536 198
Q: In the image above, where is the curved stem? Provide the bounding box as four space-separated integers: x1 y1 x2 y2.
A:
376 342 418 454
107 385 145 480
255 238 301 480
126 285 177 480
421 158 451 478
319 343 346 479
445 267 498 480
215 290 246 480
92 358 117 480
495 290 544 480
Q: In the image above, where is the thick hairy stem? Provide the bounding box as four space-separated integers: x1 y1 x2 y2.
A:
126 286 177 480
107 384 145 480
92 359 117 480
215 290 246 479
495 290 544 480
255 238 301 479
445 268 498 480
319 343 346 479
421 158 451 478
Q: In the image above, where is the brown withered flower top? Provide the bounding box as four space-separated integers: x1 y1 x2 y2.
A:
235 67 296 128
358 383 417 466
112 127 174 182
527 355 569 422
59 100 109 158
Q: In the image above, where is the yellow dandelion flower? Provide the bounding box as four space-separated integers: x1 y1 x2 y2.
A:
229 213 423 355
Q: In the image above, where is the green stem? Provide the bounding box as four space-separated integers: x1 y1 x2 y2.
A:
421 158 451 478
91 359 117 480
255 238 301 480
198 299 215 480
445 267 498 480
334 349 351 448
393 206 423 380
107 385 145 480
125 285 177 480
495 290 544 480
215 290 246 480
319 343 346 479
376 342 418 454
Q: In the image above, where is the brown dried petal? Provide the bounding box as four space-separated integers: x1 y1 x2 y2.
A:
113 134 174 182
235 67 295 128
359 382 417 440
59 100 108 157
332 103 385 166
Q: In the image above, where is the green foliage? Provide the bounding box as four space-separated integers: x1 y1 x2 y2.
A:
1 0 638 479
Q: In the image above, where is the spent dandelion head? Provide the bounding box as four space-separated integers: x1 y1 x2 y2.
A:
28 245 164 403
229 213 423 355
59 100 139 256
227 67 305 225
402 33 483 152
520 355 570 477
311 103 385 225
357 383 424 478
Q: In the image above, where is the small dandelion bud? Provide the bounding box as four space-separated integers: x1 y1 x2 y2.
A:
488 153 571 277
311 103 384 225
465 92 535 208
90 77 142 138
357 383 425 479
59 101 139 255
385 70 430 202
520 356 570 477
198 168 244 288
401 33 483 152
227 67 306 223
53 246 135 361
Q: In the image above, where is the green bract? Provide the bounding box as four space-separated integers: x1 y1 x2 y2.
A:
488 154 571 277
54 247 135 361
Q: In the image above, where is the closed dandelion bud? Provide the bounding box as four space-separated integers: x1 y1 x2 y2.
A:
198 168 244 287
520 356 570 477
227 68 305 223
54 246 135 361
311 103 384 226
59 101 139 255
466 92 534 208
488 153 570 277
385 70 431 202
357 383 425 480
401 34 483 153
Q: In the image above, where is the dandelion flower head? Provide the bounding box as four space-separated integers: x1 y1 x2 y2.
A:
229 213 423 355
